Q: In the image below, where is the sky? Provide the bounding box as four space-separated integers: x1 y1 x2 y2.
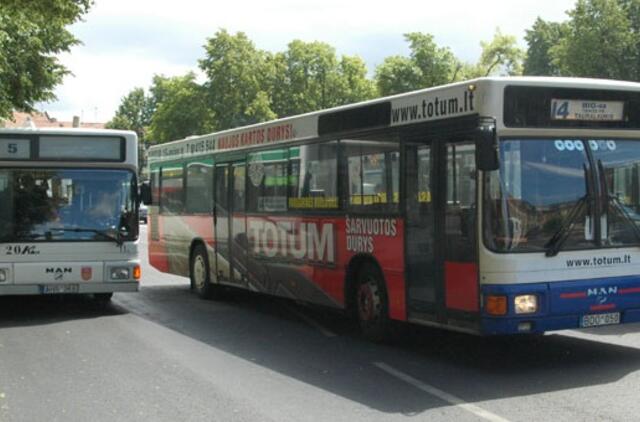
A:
41 0 578 123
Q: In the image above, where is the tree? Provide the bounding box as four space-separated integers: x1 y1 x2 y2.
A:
269 40 376 117
146 73 214 143
375 33 461 96
199 30 274 131
335 55 377 105
551 0 638 80
523 18 567 76
105 88 152 141
0 0 92 119
475 29 524 77
374 56 423 96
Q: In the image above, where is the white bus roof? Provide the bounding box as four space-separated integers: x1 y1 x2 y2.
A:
0 127 137 138
148 76 640 164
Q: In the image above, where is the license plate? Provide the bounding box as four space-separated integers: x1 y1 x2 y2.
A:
581 312 620 328
41 284 79 294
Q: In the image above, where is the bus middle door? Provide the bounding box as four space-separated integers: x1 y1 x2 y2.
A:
214 162 248 286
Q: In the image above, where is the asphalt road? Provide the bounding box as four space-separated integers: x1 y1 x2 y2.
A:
2 225 640 421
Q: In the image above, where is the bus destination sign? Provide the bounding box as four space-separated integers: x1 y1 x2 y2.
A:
0 138 30 159
551 99 624 122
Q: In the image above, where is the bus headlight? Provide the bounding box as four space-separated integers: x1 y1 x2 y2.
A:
514 295 538 314
0 269 6 282
110 267 130 280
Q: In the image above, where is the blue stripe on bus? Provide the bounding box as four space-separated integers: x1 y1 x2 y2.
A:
480 275 640 335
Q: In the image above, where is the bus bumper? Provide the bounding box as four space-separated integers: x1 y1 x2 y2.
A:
0 282 139 296
480 276 640 335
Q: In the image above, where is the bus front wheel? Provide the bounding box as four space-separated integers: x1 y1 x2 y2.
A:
355 263 390 342
93 292 113 304
190 244 222 300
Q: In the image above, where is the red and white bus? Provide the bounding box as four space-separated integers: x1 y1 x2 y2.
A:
146 77 640 338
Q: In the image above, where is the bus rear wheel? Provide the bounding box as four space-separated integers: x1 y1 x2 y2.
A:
190 244 222 300
355 263 390 342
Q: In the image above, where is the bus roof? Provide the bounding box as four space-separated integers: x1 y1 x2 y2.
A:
0 127 137 138
148 76 640 164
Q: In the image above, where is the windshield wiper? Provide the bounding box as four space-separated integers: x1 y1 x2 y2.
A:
545 164 593 257
598 160 640 243
47 227 124 246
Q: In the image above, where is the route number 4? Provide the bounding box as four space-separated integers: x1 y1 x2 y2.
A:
551 100 570 119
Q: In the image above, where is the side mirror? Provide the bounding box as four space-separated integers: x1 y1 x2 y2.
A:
476 124 499 171
139 181 152 205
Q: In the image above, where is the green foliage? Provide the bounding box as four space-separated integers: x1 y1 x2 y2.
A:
523 18 567 76
375 33 461 96
552 0 638 79
105 88 152 141
475 29 524 76
0 0 92 119
199 30 273 130
375 56 423 96
269 40 376 117
375 30 523 96
524 0 640 80
147 73 214 144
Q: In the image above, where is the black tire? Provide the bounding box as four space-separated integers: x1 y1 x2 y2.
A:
93 292 113 304
355 263 390 342
190 244 222 300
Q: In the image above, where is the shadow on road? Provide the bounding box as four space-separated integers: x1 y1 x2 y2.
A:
121 283 640 415
0 295 126 328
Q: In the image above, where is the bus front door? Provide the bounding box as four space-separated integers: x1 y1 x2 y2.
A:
214 162 248 286
406 140 479 322
405 144 438 311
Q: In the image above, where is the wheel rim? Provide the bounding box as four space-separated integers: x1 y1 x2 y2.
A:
193 255 206 290
357 277 381 322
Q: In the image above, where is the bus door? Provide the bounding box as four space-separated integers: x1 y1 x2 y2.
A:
229 162 247 286
214 164 231 282
406 140 479 319
405 143 438 311
214 162 247 285
441 141 479 316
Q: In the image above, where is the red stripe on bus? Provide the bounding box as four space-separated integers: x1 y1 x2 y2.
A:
589 303 617 311
560 292 588 299
619 287 640 295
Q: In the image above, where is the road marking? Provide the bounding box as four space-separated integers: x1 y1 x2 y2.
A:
284 305 337 338
374 362 512 422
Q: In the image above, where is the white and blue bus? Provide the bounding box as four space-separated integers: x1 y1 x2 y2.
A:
146 77 640 338
0 128 141 302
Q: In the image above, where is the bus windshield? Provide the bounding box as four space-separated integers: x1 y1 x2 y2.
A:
484 138 640 253
0 169 138 242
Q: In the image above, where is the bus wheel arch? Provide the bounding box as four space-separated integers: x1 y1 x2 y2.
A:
345 255 390 341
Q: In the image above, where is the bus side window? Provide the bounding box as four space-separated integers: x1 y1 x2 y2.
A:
160 165 184 215
446 143 476 262
343 139 399 211
288 142 338 210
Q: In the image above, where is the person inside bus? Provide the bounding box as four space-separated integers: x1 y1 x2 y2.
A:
89 189 121 226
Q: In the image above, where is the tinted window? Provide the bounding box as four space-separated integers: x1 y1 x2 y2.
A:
160 165 184 214
344 140 400 210
151 167 160 205
288 142 338 210
186 162 213 214
247 149 288 212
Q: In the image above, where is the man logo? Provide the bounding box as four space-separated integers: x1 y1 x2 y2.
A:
46 267 72 281
587 286 618 304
